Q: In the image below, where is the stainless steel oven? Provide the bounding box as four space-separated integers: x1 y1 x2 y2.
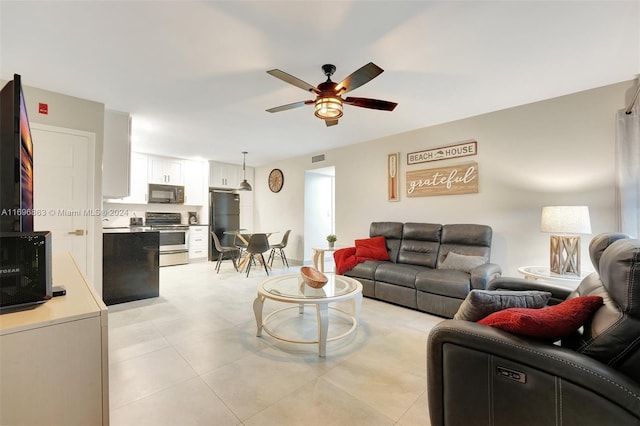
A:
145 212 189 267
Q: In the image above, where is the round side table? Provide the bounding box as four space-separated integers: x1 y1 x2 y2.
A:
517 266 591 290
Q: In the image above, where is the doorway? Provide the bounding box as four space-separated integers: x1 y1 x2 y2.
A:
31 124 96 281
303 166 335 265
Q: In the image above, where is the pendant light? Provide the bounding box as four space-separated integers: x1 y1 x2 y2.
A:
237 151 252 191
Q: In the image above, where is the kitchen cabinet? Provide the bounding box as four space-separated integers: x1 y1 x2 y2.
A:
1 253 109 426
108 152 148 204
209 161 242 189
188 225 209 260
148 155 184 185
103 230 159 305
183 159 206 206
102 109 131 198
117 152 148 204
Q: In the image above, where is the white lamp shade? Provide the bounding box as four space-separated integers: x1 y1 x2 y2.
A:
540 206 592 234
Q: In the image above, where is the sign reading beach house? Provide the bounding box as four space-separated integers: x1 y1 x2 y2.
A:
407 140 477 165
406 161 478 197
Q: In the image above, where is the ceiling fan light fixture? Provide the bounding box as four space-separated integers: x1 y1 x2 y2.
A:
314 96 343 119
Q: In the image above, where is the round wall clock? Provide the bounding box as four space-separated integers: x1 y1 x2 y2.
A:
268 168 284 193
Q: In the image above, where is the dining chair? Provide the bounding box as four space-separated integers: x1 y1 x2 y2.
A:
268 229 291 267
245 233 271 277
211 232 239 273
233 233 249 262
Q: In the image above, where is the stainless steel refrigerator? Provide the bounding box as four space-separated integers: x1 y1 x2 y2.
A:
209 191 240 260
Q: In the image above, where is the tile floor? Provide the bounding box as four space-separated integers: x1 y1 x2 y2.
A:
108 259 443 425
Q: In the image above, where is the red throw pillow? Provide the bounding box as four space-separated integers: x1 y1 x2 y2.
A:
477 296 603 341
355 236 389 261
333 247 359 274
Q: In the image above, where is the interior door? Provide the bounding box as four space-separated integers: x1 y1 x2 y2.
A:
31 125 93 277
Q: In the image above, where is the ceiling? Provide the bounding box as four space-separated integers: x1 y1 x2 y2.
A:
1 1 638 167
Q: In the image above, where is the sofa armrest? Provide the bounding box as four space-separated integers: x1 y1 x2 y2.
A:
470 262 502 289
488 276 572 304
427 320 640 426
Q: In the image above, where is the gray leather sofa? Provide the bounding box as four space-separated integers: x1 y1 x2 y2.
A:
427 233 640 425
342 222 502 318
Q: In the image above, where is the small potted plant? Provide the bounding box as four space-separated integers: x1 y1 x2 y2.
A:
326 234 337 248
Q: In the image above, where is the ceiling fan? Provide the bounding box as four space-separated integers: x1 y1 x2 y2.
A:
266 62 398 127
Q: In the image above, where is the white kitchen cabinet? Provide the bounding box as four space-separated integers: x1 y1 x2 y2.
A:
209 161 242 189
102 109 131 198
183 159 206 206
110 152 148 204
1 253 109 426
148 155 184 185
189 225 209 260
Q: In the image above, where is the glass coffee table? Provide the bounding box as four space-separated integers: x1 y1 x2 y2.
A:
253 273 363 357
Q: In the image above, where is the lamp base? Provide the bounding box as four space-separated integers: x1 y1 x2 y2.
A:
549 235 581 276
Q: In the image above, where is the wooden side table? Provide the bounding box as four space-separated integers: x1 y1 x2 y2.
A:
517 266 590 290
311 246 338 272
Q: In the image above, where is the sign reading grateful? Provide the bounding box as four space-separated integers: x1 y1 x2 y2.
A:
406 161 478 197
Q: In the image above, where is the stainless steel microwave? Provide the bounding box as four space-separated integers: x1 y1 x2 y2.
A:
148 184 185 204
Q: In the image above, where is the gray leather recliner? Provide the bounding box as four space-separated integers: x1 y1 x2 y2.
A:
427 233 640 426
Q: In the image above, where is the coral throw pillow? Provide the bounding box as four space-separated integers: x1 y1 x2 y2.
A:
333 247 359 274
355 236 389 261
477 296 604 341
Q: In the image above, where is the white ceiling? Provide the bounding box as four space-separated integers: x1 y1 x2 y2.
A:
1 1 638 167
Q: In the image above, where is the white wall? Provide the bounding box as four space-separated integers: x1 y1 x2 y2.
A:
253 80 633 276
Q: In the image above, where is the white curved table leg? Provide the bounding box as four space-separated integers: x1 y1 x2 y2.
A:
312 248 325 272
352 292 362 323
316 303 329 357
253 295 265 336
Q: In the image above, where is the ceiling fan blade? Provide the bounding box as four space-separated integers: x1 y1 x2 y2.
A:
267 69 319 94
336 62 384 94
325 119 339 127
344 97 398 111
266 100 314 113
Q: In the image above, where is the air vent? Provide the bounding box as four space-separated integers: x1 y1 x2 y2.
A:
311 154 325 163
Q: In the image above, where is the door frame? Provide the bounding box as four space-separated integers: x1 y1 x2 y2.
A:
30 122 97 282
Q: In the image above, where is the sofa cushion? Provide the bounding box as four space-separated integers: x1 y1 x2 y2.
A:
454 289 552 321
397 223 442 268
415 269 471 299
438 224 492 266
375 263 429 288
478 295 604 341
439 252 488 273
342 259 383 281
355 236 390 261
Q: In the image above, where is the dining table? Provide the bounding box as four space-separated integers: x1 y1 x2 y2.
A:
223 230 279 273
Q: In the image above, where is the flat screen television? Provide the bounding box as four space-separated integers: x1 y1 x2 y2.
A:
0 74 34 232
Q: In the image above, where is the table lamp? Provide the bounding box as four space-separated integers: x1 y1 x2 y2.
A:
540 206 591 276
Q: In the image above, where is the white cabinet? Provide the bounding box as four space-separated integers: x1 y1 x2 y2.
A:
209 161 242 189
148 155 184 185
189 225 209 260
102 109 131 198
109 154 206 205
183 159 206 206
110 152 148 204
1 253 109 425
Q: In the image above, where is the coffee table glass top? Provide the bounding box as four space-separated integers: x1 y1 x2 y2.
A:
263 274 357 299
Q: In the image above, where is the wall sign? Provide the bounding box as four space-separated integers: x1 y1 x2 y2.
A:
407 140 477 165
406 161 478 197
388 153 399 202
